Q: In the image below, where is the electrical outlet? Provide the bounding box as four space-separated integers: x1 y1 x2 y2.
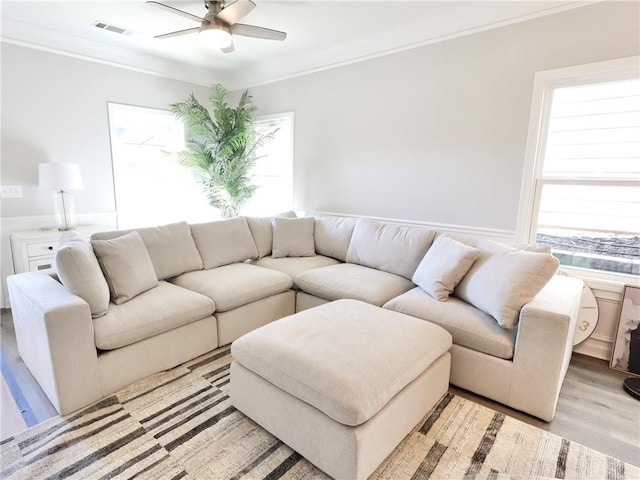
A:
1 185 23 198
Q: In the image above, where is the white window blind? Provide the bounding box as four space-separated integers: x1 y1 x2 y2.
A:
531 77 640 276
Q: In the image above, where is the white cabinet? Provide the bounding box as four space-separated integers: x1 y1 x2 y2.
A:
10 226 105 274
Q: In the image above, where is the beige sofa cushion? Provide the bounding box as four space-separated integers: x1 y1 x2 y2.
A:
245 212 299 259
453 237 559 329
295 263 414 306
91 222 203 280
346 218 435 279
251 255 341 283
384 287 516 359
92 231 158 305
313 215 357 261
190 217 258 269
272 217 315 258
412 235 480 301
232 299 452 426
170 263 293 312
54 231 110 318
93 281 214 350
245 216 273 259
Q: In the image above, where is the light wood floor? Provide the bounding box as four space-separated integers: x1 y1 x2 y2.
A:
2 308 639 466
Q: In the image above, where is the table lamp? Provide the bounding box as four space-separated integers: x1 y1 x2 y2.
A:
39 163 84 231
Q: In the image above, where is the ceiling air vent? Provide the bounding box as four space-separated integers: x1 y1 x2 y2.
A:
92 21 134 35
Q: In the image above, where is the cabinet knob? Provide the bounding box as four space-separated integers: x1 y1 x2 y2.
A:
48 246 54 251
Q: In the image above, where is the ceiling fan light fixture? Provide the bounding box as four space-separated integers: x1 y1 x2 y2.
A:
199 22 232 49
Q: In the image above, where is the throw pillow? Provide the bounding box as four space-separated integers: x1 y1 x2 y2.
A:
245 212 298 258
190 217 259 269
454 238 559 329
55 231 110 318
272 217 315 258
412 235 480 301
92 231 158 305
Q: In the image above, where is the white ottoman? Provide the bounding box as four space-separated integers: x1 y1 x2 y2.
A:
231 299 452 480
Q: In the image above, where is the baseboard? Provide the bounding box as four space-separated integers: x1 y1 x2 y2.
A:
574 334 612 361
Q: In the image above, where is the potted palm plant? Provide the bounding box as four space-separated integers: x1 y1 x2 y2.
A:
169 83 276 218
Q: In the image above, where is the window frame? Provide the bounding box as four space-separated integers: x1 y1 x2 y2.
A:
516 56 640 292
106 101 218 228
245 111 295 215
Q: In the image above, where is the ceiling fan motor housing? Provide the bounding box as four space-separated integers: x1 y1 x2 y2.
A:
204 1 224 14
199 18 231 35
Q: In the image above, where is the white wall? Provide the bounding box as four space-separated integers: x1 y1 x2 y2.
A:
1 43 212 218
249 1 639 232
247 1 639 359
0 43 213 305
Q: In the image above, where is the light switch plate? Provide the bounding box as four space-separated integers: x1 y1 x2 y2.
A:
1 185 23 198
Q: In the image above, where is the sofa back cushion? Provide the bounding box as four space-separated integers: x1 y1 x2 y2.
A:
191 217 259 269
272 217 316 258
245 216 273 259
91 221 203 280
92 231 159 305
55 231 110 318
453 236 560 329
314 215 357 261
346 218 435 279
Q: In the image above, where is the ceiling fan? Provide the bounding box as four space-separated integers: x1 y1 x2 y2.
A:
147 0 286 53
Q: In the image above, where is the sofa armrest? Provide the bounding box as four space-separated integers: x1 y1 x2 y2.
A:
509 274 583 421
7 273 103 415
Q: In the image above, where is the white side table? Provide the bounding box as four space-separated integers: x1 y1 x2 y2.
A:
9 226 108 274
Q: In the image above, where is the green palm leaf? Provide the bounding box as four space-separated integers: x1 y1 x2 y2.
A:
169 83 278 218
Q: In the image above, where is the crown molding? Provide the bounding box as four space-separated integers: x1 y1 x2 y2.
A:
231 1 602 90
2 1 600 91
1 17 229 87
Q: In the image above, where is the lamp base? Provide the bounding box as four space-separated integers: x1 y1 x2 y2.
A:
53 190 77 231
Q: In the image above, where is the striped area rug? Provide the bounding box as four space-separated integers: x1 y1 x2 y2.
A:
1 346 637 480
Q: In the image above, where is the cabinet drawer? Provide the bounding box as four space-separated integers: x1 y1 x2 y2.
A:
27 241 57 257
29 258 55 273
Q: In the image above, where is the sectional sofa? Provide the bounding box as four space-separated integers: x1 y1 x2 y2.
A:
7 213 583 422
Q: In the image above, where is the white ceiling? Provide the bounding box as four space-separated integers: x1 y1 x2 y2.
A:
1 1 593 89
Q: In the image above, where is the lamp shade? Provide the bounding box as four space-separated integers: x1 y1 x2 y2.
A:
39 163 84 191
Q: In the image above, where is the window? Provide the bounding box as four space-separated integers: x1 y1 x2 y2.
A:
242 112 294 216
518 57 639 278
107 103 217 229
108 105 293 228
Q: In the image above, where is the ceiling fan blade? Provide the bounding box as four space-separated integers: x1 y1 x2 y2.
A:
231 23 286 41
216 0 256 25
146 1 205 24
154 27 200 39
221 40 235 54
